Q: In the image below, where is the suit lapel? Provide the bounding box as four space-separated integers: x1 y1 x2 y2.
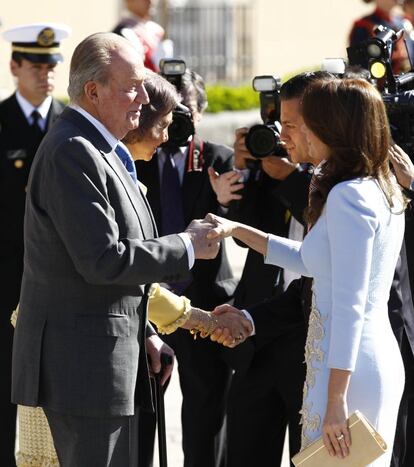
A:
10 94 33 133
101 149 155 239
60 108 155 239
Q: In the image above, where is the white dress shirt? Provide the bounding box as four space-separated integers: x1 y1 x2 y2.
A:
16 91 52 131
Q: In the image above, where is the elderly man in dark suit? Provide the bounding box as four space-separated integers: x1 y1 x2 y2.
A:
11 32 219 467
0 22 70 467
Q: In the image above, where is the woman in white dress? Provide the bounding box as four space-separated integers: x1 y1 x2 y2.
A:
207 78 406 465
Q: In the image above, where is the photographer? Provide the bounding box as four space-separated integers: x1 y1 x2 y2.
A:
349 0 412 73
389 143 414 467
136 67 236 467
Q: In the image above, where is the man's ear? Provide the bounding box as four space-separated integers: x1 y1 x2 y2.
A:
10 59 20 78
84 81 99 104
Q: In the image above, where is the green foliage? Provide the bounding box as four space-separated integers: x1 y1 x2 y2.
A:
205 84 259 113
205 68 317 113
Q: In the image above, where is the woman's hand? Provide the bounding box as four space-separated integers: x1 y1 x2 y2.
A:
205 213 238 240
322 396 351 458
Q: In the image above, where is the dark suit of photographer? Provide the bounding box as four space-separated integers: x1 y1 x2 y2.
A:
388 145 414 467
217 126 311 467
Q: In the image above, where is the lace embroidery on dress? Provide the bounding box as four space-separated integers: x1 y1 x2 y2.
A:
300 291 327 448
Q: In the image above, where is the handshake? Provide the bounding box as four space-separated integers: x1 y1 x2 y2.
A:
182 304 253 348
184 214 238 260
184 213 248 346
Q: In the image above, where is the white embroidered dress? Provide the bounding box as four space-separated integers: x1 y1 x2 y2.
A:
265 178 405 466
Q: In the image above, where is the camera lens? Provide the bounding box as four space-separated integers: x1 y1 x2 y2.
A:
246 124 282 158
167 108 195 147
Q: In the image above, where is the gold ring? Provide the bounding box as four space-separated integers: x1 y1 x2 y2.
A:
336 434 344 441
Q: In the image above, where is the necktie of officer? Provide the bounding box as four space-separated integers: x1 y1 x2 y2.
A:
114 144 138 183
160 152 186 235
30 110 45 142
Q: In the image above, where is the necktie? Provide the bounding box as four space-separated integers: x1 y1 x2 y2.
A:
160 153 186 235
307 170 319 232
31 110 45 142
115 144 138 183
160 153 191 294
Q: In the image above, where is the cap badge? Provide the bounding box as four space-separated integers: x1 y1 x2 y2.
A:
37 28 55 47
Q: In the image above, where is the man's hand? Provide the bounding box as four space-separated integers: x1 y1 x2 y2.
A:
207 167 244 206
389 144 414 190
185 219 221 259
146 334 175 385
210 304 253 348
234 127 256 169
261 156 298 181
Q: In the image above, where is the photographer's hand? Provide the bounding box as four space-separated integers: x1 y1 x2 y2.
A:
261 156 298 181
234 127 256 169
389 144 414 190
208 167 244 206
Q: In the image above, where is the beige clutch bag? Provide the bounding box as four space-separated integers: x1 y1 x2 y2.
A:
291 410 387 467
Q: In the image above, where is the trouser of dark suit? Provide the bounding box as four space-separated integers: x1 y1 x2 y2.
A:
391 331 414 467
162 328 232 467
44 407 141 467
0 257 22 467
225 328 306 467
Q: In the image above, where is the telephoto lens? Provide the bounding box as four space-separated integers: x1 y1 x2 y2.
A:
167 103 195 147
245 123 287 158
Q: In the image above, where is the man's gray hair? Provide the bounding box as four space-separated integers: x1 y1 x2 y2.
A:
67 33 128 103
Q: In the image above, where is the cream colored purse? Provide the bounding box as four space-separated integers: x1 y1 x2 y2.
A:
291 411 387 467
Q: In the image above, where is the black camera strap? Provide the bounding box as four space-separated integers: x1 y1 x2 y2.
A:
186 135 204 172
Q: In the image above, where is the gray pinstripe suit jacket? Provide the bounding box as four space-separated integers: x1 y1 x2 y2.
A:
12 107 189 417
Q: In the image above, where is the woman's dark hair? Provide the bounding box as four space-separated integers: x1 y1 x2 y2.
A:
123 71 179 144
301 78 401 225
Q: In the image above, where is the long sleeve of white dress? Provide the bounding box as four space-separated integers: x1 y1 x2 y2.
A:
325 182 378 371
265 235 311 276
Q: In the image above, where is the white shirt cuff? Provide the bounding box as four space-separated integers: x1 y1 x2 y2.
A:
241 309 256 336
178 233 195 269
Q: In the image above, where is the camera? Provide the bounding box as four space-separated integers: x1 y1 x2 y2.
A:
159 58 195 147
347 25 414 155
245 75 288 159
